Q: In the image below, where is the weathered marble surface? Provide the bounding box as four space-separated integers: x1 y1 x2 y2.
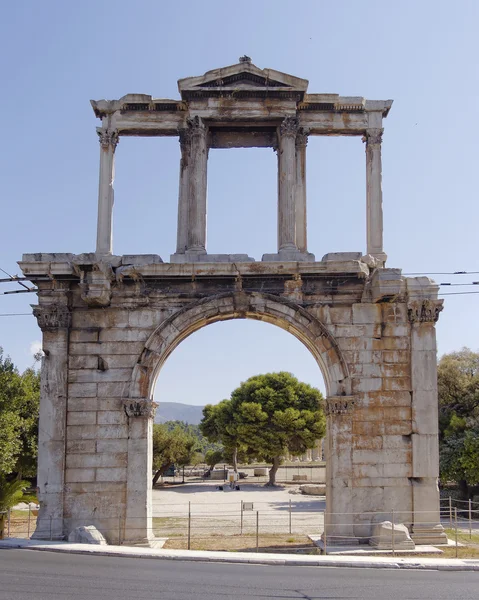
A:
20 253 445 546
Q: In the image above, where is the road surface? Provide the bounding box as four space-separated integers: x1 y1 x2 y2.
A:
0 549 478 599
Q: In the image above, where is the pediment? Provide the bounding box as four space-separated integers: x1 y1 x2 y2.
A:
178 60 308 98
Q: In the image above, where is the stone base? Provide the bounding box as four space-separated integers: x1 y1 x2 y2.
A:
411 523 448 546
321 533 359 546
262 250 315 262
369 521 415 550
124 537 167 549
170 252 255 263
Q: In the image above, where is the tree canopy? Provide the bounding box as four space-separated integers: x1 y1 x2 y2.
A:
200 372 326 485
152 423 198 485
0 348 40 480
438 348 479 498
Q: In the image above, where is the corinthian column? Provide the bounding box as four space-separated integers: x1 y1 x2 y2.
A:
364 128 386 264
186 116 208 253
176 128 192 254
295 128 308 253
96 129 119 256
278 116 299 252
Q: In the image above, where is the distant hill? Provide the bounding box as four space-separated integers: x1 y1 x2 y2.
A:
154 402 205 425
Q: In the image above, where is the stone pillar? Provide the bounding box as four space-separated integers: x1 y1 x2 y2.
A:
364 129 387 264
176 128 192 254
123 399 157 545
96 129 119 256
408 299 448 545
32 301 71 540
323 396 358 545
278 117 299 252
186 116 208 253
295 128 308 253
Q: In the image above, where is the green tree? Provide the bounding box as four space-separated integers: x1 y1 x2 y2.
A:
0 477 29 539
152 424 197 485
204 449 224 472
201 372 326 486
438 348 479 498
0 348 40 479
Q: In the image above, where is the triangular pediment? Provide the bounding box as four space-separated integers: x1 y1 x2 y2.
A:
178 60 308 98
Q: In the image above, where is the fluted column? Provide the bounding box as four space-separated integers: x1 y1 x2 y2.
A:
364 128 386 264
186 116 208 253
278 117 299 252
176 128 192 254
96 129 119 256
295 128 308 253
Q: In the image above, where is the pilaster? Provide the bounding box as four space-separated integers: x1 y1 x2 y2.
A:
123 399 158 545
176 128 192 254
408 298 447 545
295 128 308 253
31 300 71 540
278 116 299 252
323 396 359 545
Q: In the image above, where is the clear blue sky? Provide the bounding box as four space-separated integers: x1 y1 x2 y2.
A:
1 1 478 406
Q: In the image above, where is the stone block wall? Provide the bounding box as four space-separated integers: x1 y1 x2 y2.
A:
22 257 445 545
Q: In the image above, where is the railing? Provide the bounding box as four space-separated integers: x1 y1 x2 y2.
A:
4 499 479 557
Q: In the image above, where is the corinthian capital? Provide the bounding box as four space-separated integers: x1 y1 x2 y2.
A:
32 304 71 330
186 115 206 138
362 128 383 146
280 116 300 138
98 129 119 149
296 127 309 148
408 299 443 323
325 396 355 416
123 398 158 419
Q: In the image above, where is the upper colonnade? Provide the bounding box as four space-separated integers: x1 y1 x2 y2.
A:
91 57 392 265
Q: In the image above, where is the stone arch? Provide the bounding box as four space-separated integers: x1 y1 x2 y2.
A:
129 291 351 400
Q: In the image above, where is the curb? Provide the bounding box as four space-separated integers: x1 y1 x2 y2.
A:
1 539 479 572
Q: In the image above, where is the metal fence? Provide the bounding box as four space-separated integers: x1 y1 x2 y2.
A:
3 497 479 556
160 463 326 485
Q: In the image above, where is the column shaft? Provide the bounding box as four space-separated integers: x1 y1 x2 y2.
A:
365 129 386 262
295 130 308 253
278 117 299 251
176 129 191 253
96 129 118 256
186 117 208 252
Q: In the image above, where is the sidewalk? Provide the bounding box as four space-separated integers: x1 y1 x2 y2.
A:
1 538 479 571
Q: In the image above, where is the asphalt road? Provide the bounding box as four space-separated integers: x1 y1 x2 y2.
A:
0 549 478 600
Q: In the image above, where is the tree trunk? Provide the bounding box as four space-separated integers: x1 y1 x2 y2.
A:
152 470 162 486
458 479 470 500
0 514 5 540
233 447 238 473
266 456 281 487
152 463 173 486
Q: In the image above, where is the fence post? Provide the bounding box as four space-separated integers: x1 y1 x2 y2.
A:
117 515 120 545
391 509 395 556
289 499 292 535
469 499 472 540
27 505 31 538
256 511 259 553
449 496 453 529
7 509 11 538
187 501 191 550
240 501 243 534
323 511 327 555
49 516 52 541
455 507 458 558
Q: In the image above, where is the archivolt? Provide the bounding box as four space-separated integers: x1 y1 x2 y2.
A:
129 291 350 399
